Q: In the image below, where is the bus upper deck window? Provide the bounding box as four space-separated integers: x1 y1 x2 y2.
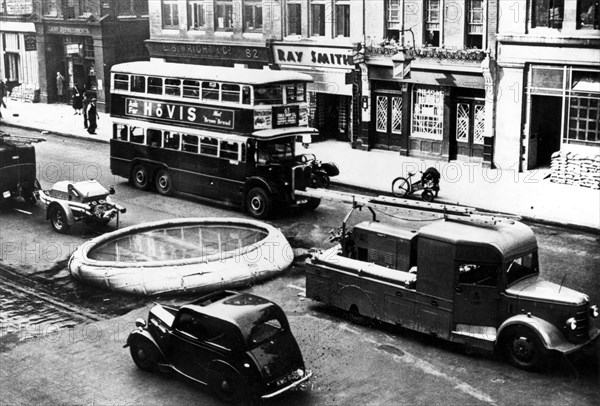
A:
165 78 181 96
242 86 251 104
183 80 200 99
221 84 240 103
148 77 163 95
131 76 146 93
202 82 220 101
114 74 129 91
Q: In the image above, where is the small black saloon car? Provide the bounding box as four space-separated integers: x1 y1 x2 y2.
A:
125 291 312 403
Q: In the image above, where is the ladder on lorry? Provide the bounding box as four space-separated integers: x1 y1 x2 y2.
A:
295 187 521 226
0 131 46 145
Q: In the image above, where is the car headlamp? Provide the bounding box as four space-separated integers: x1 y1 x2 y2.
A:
566 317 577 331
591 305 599 318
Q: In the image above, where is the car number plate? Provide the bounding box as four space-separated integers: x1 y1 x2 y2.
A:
3 191 11 198
296 199 308 205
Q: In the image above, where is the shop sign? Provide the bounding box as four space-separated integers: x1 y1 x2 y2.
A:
6 0 32 14
24 35 37 51
273 106 299 128
273 45 354 69
66 43 80 54
147 41 269 63
125 98 234 130
48 26 91 35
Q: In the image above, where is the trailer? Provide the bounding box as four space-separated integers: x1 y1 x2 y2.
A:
300 187 599 371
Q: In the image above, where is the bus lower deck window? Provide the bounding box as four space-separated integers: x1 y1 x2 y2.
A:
220 141 239 160
200 137 218 156
116 124 129 140
131 127 145 144
182 134 199 153
147 129 162 147
164 132 181 150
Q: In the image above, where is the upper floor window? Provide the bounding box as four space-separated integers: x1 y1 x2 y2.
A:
44 0 59 17
118 0 148 16
244 1 263 31
578 0 599 29
424 0 441 46
188 0 207 30
215 0 234 30
311 2 326 36
335 2 350 37
467 0 484 49
162 0 179 28
61 0 81 19
287 3 302 35
532 0 564 29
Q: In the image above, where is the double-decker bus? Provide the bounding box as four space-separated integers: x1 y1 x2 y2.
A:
109 61 337 219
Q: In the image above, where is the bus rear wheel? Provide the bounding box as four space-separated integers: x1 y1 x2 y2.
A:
131 165 151 191
155 169 174 196
245 187 273 219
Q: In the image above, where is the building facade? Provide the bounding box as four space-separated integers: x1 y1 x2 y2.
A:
0 1 40 101
358 0 498 167
32 0 149 111
496 0 599 171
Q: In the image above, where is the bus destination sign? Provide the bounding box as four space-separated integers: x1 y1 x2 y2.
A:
125 98 234 130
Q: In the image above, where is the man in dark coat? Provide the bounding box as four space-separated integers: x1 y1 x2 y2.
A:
86 98 99 134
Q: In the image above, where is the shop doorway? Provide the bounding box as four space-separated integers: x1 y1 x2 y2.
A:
450 98 485 161
372 92 403 150
528 95 562 168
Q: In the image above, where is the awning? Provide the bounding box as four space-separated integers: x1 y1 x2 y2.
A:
369 66 485 89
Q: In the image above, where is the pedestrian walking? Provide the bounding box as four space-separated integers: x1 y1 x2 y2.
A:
56 72 65 103
0 78 7 120
82 92 91 129
86 97 99 134
72 85 83 114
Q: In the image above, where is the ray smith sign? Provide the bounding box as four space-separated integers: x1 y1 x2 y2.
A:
125 98 234 129
273 45 354 68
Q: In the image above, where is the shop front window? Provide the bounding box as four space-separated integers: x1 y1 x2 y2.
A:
578 0 599 29
412 86 444 139
532 0 564 29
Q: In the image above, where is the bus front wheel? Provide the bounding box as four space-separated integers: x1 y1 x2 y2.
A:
155 169 174 196
245 187 273 219
132 165 151 191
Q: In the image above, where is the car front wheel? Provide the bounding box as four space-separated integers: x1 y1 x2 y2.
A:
503 325 548 371
50 206 70 234
130 343 158 372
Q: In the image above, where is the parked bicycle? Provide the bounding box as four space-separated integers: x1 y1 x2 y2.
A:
391 167 441 202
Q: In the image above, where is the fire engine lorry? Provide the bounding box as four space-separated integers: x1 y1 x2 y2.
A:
297 189 599 371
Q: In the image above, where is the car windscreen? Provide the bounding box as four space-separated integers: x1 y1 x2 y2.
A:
506 251 539 286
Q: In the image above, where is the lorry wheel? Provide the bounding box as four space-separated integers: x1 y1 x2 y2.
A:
50 206 70 234
155 169 174 196
503 326 548 371
209 368 249 404
130 343 158 372
391 177 410 198
132 165 151 191
245 187 273 219
301 197 321 211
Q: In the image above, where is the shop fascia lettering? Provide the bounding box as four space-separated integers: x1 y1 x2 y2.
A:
162 43 231 56
275 46 352 67
126 98 233 129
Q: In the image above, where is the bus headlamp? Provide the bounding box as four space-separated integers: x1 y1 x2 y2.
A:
591 305 599 318
566 317 577 331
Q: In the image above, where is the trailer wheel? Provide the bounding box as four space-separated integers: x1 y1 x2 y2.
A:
502 325 548 371
50 206 70 234
300 197 321 211
245 187 273 219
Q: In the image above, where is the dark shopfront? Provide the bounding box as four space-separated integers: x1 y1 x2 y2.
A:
36 20 148 111
368 66 489 164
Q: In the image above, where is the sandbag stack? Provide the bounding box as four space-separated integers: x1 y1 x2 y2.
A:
550 151 600 189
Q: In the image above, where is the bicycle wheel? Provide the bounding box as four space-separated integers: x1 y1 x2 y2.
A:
391 177 411 197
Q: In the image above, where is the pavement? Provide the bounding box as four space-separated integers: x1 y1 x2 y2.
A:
1 99 599 231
